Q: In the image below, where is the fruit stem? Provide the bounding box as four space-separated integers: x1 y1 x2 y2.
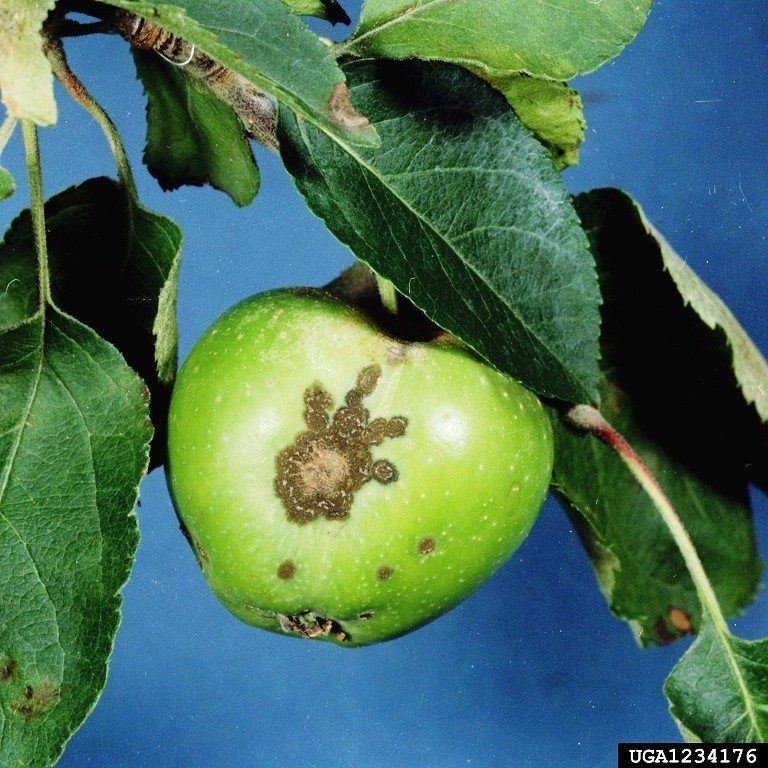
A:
21 121 51 306
375 274 399 316
562 404 728 634
44 34 139 203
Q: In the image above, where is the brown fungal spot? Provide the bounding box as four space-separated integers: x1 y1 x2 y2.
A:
277 612 347 642
0 658 16 681
277 560 296 581
418 537 436 555
377 565 394 581
13 679 60 720
372 460 398 484
652 618 677 646
328 83 371 130
357 611 375 621
386 343 408 365
275 366 408 524
668 606 693 634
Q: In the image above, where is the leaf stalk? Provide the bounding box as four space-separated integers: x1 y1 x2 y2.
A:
21 121 51 305
44 35 139 202
563 404 728 633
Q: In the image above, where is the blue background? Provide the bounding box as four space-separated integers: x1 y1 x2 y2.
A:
2 1 767 765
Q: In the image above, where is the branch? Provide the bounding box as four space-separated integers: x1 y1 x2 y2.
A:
60 3 278 150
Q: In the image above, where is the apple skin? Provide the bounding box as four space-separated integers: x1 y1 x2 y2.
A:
167 289 553 646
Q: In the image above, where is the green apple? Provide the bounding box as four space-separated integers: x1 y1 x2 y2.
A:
167 289 553 646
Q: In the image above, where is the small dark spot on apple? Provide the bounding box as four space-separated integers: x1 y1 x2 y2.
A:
277 560 296 580
418 537 436 555
357 610 375 621
377 565 394 581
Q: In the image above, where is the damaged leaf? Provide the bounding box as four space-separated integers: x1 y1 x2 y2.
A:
0 195 151 766
98 0 379 147
551 188 766 646
280 59 601 403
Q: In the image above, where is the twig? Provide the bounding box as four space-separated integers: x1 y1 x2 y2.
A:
61 3 278 150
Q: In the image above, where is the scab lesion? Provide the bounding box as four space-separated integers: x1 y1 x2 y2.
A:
12 679 61 720
277 560 296 580
275 365 408 525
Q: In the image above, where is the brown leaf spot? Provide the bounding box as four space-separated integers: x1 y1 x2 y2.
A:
13 679 60 720
0 658 16 681
668 606 693 634
328 83 370 131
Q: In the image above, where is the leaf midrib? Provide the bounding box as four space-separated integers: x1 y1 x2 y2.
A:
715 624 766 741
0 314 63 746
351 0 458 50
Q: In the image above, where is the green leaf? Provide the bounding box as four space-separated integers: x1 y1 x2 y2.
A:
279 59 601 403
99 0 379 147
551 188 766 646
1 177 182 461
0 0 57 124
489 75 585 169
282 0 350 24
133 50 260 206
0 221 151 767
665 619 768 742
346 0 653 81
0 167 13 200
653 222 768 428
